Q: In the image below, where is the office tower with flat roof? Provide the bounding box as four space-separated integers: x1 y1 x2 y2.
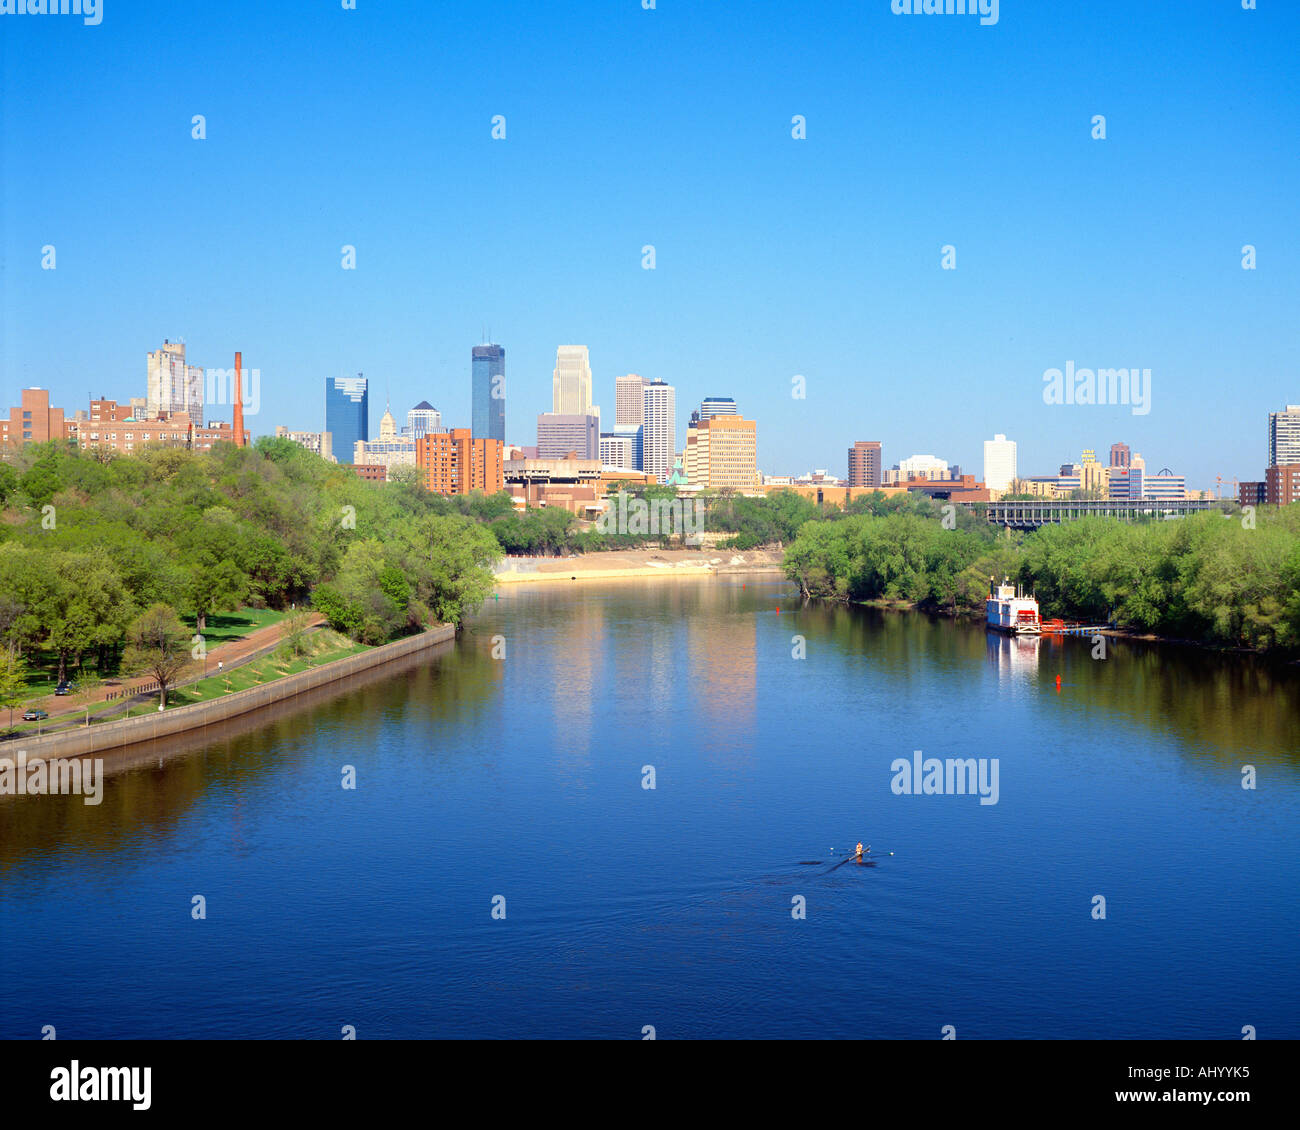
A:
553 345 592 416
537 411 600 459
1268 405 1300 466
406 401 441 438
600 427 642 470
147 340 204 419
983 434 1017 492
684 414 759 489
615 374 647 428
326 376 368 462
472 344 506 442
699 396 737 420
847 441 882 488
642 380 676 483
1109 442 1131 468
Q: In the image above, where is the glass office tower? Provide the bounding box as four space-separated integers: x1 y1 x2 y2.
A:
325 376 369 462
472 344 506 443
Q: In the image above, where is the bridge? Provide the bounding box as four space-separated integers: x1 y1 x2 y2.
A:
978 498 1230 529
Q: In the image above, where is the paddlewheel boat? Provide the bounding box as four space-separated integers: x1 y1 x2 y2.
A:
986 577 1041 635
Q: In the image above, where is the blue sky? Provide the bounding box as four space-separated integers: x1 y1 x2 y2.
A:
3 0 1298 489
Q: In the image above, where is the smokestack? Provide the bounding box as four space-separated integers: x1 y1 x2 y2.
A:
233 351 245 447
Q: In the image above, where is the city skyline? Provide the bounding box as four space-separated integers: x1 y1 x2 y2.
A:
4 4 1296 491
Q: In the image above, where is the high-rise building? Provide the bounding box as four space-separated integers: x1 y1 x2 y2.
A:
472 344 506 442
353 404 417 472
326 376 369 461
147 340 204 419
898 454 949 481
537 412 600 460
642 380 675 483
683 414 759 490
274 426 334 462
615 374 647 428
416 428 504 495
0 388 66 447
553 345 592 416
1268 405 1300 466
699 397 738 420
983 434 1017 493
600 428 642 470
406 401 441 438
847 441 882 488
1109 442 1131 468
1265 464 1300 506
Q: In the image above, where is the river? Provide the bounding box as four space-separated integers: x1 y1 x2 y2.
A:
2 575 1297 1039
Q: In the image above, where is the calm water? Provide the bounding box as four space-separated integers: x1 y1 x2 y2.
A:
2 576 1298 1039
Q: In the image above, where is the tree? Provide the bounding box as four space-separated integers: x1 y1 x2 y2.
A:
405 514 501 629
184 557 246 632
0 651 29 731
76 672 104 726
122 604 191 708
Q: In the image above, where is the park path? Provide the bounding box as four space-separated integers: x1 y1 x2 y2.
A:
28 612 326 724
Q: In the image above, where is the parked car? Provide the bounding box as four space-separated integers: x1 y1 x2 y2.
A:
55 681 76 695
23 709 49 722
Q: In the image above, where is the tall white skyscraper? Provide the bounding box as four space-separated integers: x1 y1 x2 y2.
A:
983 434 1018 492
615 374 647 428
1269 405 1300 466
642 380 675 483
146 340 204 419
553 345 593 416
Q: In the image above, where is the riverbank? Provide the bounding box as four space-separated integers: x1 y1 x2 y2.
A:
7 624 457 759
493 547 785 584
816 594 1298 661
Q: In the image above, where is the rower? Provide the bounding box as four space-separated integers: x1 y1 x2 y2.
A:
855 842 864 860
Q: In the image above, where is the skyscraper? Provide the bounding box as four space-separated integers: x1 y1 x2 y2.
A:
326 376 368 462
1109 442 1131 468
983 434 1017 492
406 401 441 438
537 411 600 459
553 346 592 415
642 380 675 483
147 340 204 419
615 374 647 428
472 344 506 443
847 441 882 488
699 397 738 420
1268 405 1300 466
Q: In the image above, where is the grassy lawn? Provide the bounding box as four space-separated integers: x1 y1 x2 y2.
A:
10 607 292 698
191 607 289 647
122 633 369 716
1 631 367 736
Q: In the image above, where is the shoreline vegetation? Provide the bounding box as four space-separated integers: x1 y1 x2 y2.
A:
2 437 1295 748
781 492 1300 658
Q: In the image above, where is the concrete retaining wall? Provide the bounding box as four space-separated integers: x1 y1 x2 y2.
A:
13 625 456 759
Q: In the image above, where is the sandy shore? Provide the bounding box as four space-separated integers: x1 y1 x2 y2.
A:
492 547 785 584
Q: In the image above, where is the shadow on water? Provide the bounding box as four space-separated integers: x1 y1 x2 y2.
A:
0 636 503 875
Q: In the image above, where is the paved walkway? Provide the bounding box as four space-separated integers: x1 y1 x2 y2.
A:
25 613 326 725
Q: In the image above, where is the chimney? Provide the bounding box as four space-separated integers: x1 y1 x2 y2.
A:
233 351 245 447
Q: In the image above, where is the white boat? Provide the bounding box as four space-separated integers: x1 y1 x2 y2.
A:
986 577 1041 635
